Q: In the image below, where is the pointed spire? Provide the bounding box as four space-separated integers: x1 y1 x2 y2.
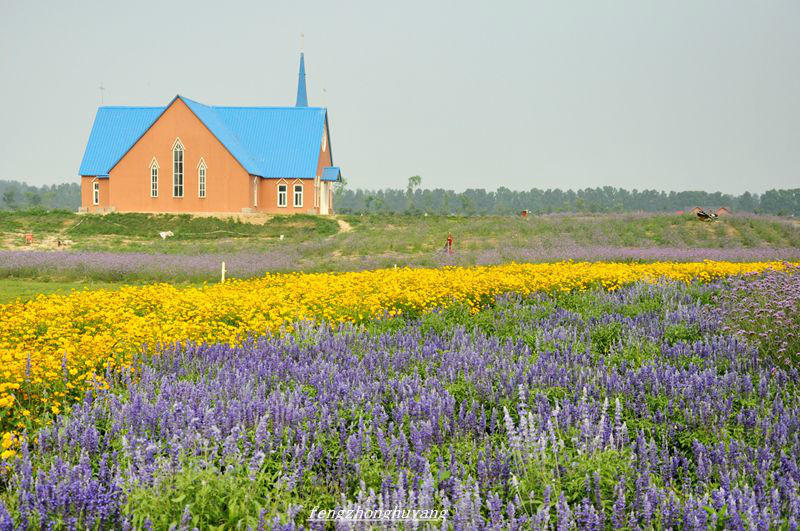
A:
296 53 308 107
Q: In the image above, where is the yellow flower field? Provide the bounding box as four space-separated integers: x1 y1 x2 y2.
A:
0 260 790 451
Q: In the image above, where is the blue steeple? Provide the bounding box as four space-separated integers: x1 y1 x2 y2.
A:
296 53 308 107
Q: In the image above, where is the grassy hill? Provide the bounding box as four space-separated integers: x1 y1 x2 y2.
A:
0 210 339 252
0 210 798 293
2 209 798 253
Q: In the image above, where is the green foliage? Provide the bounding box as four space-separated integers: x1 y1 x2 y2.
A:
554 290 613 319
361 315 407 336
606 341 660 368
618 296 664 317
664 323 702 346
66 212 338 240
445 377 480 405
0 180 80 211
0 208 75 233
0 278 170 304
335 184 800 216
124 462 287 529
591 322 624 356
418 302 473 335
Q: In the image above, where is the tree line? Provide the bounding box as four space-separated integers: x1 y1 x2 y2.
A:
0 180 81 211
2 178 798 216
335 178 800 216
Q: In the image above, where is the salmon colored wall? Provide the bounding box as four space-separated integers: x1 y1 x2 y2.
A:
107 98 251 213
81 176 110 212
318 120 335 214
315 119 333 177
256 178 315 214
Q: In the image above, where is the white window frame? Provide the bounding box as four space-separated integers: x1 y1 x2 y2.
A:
293 183 303 208
92 180 99 205
198 158 207 198
172 138 184 198
314 176 321 207
150 158 159 198
277 183 288 208
322 131 327 152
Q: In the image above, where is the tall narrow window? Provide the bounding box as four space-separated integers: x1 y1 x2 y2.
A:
253 177 258 207
150 158 159 198
92 181 99 205
172 139 184 197
322 131 327 152
293 183 303 207
198 159 207 198
277 184 287 207
314 176 320 207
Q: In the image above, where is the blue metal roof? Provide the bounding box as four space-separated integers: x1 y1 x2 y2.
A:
78 106 165 176
321 166 342 182
211 105 327 178
79 95 330 179
181 97 259 174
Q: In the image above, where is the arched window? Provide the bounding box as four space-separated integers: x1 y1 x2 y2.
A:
92 181 100 205
293 183 303 207
198 159 207 198
277 183 287 207
172 139 184 197
150 158 159 198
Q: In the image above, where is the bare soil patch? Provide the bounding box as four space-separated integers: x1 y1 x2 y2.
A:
336 218 353 233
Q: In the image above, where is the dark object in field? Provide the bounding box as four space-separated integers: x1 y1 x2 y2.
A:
696 209 718 222
443 234 453 254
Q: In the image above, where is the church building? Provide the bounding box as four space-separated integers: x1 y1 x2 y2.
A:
79 54 341 215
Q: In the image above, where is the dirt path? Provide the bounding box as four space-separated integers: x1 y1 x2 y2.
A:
336 218 353 234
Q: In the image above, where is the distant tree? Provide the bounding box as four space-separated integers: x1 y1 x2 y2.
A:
407 175 422 196
735 191 757 212
26 191 42 207
2 189 16 209
293 179 799 217
460 195 476 216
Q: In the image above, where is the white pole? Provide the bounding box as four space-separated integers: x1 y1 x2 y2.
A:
221 261 226 283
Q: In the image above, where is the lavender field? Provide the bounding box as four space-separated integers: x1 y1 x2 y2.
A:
1 267 799 529
2 245 800 284
2 212 799 284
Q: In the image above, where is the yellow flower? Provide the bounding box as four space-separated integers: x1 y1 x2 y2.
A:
0 260 792 434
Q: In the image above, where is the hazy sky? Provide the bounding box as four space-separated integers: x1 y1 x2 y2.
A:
1 0 798 194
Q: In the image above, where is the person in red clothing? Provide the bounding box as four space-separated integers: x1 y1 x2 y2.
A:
446 234 453 254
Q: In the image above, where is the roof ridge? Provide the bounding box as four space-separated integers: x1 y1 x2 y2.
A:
98 106 166 110
179 97 261 175
211 106 326 110
80 96 328 179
